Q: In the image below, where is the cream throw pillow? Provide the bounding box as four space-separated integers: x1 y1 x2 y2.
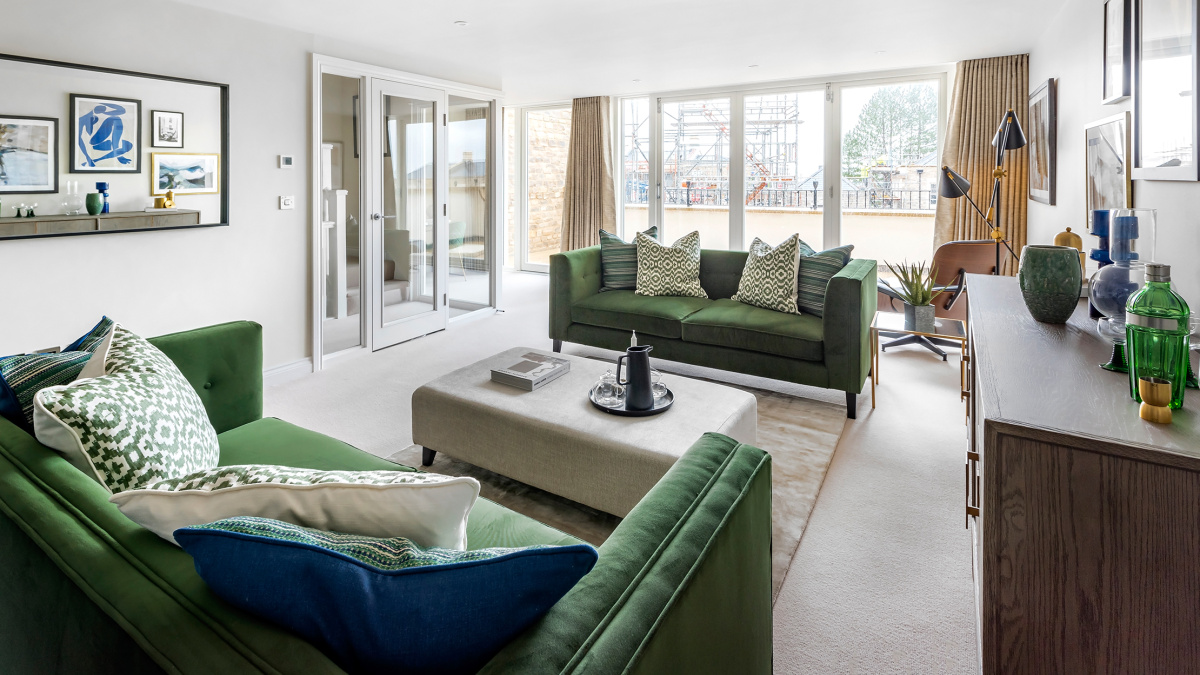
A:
110 465 481 548
634 230 708 298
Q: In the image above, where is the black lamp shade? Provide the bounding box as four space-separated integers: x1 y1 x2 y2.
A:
991 109 1027 150
939 166 971 198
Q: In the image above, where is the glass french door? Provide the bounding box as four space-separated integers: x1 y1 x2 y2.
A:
368 79 448 349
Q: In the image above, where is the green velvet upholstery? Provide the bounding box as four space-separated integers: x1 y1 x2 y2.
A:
0 322 774 673
550 245 878 410
572 291 711 339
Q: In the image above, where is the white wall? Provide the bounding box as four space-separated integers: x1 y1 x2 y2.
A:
0 0 500 367
1030 0 1200 304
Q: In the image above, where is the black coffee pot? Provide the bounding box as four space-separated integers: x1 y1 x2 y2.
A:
616 345 654 411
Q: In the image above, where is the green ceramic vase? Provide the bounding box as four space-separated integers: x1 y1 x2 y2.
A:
85 193 103 216
1018 245 1082 323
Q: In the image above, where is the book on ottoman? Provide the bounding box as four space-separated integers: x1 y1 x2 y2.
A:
491 352 570 391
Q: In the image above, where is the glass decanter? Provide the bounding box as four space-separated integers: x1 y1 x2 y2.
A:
1126 263 1190 409
61 181 85 215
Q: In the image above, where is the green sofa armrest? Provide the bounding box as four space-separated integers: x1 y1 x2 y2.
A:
822 259 878 394
148 321 263 434
481 432 772 674
549 246 603 341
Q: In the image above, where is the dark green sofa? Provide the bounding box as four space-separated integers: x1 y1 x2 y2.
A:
550 246 878 418
0 321 772 674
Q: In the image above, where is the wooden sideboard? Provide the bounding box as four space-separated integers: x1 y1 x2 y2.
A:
965 274 1200 674
0 210 200 237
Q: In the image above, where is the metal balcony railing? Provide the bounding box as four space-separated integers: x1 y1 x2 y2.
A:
624 183 938 211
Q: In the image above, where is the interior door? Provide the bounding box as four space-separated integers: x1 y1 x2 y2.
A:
368 79 448 349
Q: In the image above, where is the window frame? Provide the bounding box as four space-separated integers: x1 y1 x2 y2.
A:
510 102 572 273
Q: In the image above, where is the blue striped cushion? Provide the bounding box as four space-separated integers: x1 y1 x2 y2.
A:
0 317 114 431
599 226 657 291
796 242 854 317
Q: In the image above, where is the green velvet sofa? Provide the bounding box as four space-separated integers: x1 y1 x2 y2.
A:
0 321 772 674
550 246 878 418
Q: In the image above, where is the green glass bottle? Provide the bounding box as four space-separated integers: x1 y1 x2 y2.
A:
1126 263 1191 409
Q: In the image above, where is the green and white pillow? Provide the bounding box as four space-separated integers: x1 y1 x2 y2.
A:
732 235 802 314
635 230 708 299
599 226 658 291
33 325 220 494
110 465 481 549
797 241 854 317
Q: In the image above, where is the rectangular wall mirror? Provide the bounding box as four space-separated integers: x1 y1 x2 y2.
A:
0 53 229 240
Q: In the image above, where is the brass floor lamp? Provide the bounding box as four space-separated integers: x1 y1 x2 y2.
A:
938 109 1026 274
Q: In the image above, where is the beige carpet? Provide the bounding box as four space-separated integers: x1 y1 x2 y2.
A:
389 378 845 599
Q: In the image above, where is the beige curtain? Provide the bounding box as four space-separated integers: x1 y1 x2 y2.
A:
934 54 1029 276
560 96 616 251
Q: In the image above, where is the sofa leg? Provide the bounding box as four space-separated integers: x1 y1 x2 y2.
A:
552 339 562 353
846 392 857 419
422 447 436 466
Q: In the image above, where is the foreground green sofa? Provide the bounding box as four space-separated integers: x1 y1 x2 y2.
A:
0 321 772 674
550 246 878 417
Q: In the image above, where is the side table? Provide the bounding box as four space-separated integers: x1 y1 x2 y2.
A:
870 311 967 409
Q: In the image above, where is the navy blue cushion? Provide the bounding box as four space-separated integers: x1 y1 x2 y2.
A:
0 317 113 431
175 517 598 674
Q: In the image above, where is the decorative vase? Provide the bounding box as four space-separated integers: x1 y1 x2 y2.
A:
85 193 103 216
903 303 935 333
1018 245 1082 323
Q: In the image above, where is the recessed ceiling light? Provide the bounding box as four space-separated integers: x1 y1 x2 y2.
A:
748 64 759 68
875 50 886 55
633 78 642 82
454 20 468 26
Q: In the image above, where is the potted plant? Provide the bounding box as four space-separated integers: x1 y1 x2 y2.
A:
882 260 940 333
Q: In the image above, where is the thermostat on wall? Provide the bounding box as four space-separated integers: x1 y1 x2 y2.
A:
279 155 295 169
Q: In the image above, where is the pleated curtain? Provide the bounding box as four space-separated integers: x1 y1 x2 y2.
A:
560 96 616 251
934 54 1029 276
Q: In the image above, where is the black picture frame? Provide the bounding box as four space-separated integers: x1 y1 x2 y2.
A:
0 52 229 241
0 114 59 195
151 109 185 148
1103 0 1132 103
69 93 143 174
1029 79 1058 204
352 94 359 158
1133 0 1200 181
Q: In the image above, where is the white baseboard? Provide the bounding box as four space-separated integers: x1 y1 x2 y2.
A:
263 358 313 387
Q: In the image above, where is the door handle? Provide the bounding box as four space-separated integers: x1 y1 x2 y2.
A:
372 213 382 221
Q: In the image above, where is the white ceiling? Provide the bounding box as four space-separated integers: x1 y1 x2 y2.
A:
172 0 1061 103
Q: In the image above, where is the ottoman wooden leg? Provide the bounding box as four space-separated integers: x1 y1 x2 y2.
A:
552 339 562 353
421 447 436 466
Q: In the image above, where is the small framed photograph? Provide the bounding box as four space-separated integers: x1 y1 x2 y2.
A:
150 152 219 195
0 115 58 194
151 110 184 148
1028 79 1057 204
69 94 141 173
1103 0 1132 103
1085 112 1133 228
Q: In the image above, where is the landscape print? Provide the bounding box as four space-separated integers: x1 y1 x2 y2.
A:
0 116 57 193
151 152 219 195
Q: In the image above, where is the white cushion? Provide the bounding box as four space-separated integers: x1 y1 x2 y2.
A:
110 465 481 548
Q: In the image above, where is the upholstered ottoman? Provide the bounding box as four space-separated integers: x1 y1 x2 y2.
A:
411 347 757 517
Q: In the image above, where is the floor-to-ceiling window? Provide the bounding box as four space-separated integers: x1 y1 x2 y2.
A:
621 97 651 236
743 90 825 248
520 106 572 271
661 98 732 249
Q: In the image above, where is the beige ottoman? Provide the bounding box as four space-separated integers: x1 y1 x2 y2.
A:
411 347 758 517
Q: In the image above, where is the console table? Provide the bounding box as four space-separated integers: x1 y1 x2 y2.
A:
965 274 1200 674
0 210 200 238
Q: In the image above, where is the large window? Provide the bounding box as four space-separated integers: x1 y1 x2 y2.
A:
622 98 650 235
662 98 731 249
744 91 824 248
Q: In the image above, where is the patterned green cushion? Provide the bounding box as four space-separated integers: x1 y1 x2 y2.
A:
599 226 657 291
635 230 708 299
33 324 220 494
188 516 537 571
731 235 802 314
797 241 854 317
0 317 114 430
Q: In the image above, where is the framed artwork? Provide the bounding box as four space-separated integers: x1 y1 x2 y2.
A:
1028 79 1057 204
151 110 184 148
69 94 142 173
352 94 359 158
0 115 58 194
150 152 220 195
1133 0 1200 180
1104 0 1132 103
1085 112 1133 229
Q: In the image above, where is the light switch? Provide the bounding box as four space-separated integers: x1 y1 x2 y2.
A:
280 196 295 210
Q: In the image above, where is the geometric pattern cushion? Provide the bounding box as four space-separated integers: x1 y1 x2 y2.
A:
635 230 708 299
0 316 115 431
174 516 598 675
599 225 657 292
109 465 481 548
32 324 220 494
796 241 854 317
731 235 802 314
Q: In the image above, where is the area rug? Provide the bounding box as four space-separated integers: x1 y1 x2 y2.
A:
388 377 846 601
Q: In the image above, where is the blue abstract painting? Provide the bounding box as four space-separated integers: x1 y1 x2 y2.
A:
70 94 141 173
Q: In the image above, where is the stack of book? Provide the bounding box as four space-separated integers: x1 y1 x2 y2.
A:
490 352 570 391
